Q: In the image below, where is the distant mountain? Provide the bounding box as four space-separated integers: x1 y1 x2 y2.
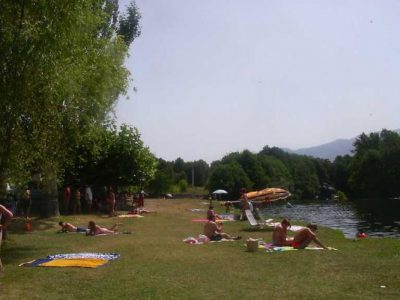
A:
292 138 355 161
290 129 400 161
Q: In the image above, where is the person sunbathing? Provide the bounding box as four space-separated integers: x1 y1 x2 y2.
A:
58 221 87 233
86 221 120 236
292 223 328 249
272 218 293 246
203 215 241 241
128 204 154 215
206 205 221 222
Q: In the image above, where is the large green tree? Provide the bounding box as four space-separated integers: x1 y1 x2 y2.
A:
349 129 400 198
258 154 292 189
98 124 157 189
64 123 156 191
0 0 141 215
148 159 175 196
207 163 252 199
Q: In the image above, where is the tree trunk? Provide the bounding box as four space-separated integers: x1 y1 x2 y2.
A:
41 168 60 217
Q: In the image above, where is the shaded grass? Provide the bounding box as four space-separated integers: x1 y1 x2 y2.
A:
1 198 400 299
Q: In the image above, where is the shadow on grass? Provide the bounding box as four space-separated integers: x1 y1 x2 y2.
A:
7 217 56 235
2 243 57 265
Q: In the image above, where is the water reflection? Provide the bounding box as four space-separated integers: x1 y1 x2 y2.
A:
261 199 400 239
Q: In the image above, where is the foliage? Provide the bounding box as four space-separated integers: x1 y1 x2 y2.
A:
64 123 157 190
146 158 210 195
177 179 188 192
118 1 141 46
335 190 348 201
207 163 252 199
236 150 267 190
287 155 320 199
208 148 329 200
183 160 210 187
147 158 175 195
258 155 292 189
349 129 400 198
332 155 352 197
0 1 141 213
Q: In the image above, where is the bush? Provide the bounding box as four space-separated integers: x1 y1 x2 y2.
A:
177 179 188 192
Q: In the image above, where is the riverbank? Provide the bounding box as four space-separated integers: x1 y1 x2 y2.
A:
1 198 399 299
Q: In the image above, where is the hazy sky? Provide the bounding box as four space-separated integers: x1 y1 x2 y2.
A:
116 0 400 163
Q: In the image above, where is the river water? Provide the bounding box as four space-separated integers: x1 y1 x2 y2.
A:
261 199 400 239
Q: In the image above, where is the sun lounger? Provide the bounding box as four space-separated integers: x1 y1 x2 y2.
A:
253 208 305 232
245 209 276 229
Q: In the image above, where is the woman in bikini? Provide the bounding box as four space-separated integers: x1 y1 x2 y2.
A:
86 221 119 236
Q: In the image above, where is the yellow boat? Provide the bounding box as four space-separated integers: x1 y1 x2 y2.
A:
245 188 291 202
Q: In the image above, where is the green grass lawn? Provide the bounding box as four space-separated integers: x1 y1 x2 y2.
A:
1 198 399 299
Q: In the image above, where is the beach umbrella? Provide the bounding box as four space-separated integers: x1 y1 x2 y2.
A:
212 189 228 195
212 189 228 201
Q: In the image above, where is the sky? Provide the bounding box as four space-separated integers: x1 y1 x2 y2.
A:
116 0 400 163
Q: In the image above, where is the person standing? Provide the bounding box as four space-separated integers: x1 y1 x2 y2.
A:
138 190 145 212
0 204 13 272
107 186 116 216
20 186 31 218
239 188 252 220
72 187 81 215
63 185 71 214
85 185 93 213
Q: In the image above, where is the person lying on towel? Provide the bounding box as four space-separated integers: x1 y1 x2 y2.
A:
203 215 241 241
86 221 119 236
59 221 87 233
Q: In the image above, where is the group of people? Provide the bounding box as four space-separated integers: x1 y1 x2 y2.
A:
203 205 241 241
202 207 327 248
0 186 331 273
202 188 328 248
62 186 147 217
272 218 328 249
62 185 94 215
58 221 120 235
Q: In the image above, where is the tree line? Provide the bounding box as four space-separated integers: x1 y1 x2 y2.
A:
148 129 400 201
2 1 399 217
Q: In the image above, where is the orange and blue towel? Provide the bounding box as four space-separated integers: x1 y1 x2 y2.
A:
20 253 119 268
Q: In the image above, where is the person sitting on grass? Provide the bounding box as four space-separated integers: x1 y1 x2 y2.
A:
203 215 241 241
58 221 87 233
86 221 120 236
292 223 328 249
272 218 293 246
221 201 233 213
0 204 13 272
206 205 221 222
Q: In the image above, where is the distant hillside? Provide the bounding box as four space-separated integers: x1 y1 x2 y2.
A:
290 129 400 161
292 138 355 161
